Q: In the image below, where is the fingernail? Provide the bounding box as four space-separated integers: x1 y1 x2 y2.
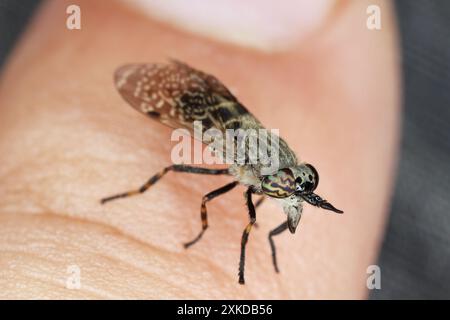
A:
121 0 336 52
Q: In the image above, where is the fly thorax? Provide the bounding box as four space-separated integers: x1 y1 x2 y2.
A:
229 164 262 190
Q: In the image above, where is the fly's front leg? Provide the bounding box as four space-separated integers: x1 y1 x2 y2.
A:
268 221 289 273
253 196 265 229
184 181 238 249
254 196 265 208
100 165 230 204
238 187 257 285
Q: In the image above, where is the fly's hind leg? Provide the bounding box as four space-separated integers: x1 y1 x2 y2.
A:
100 165 230 204
184 181 239 249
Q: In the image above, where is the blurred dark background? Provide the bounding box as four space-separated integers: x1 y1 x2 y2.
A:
0 0 449 299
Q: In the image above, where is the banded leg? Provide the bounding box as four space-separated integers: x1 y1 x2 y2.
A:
184 181 238 249
268 221 289 273
238 187 257 285
100 165 229 204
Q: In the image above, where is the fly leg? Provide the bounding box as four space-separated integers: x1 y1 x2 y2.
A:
238 187 257 284
255 196 265 208
268 221 289 273
184 181 239 248
100 165 230 204
252 196 265 229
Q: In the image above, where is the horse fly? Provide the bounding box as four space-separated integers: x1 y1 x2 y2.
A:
101 60 343 284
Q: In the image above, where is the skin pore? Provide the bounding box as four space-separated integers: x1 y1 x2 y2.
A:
0 0 400 298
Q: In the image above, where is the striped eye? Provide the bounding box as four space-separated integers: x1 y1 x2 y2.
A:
261 168 296 198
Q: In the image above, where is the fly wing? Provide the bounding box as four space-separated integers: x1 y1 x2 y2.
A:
114 60 259 135
114 60 297 169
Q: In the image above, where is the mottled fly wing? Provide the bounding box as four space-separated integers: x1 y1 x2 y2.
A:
114 60 259 135
114 60 296 169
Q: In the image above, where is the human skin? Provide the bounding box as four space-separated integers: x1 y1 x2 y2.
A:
0 0 400 299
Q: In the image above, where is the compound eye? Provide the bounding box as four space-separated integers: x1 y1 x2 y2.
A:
305 163 319 190
261 168 296 198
